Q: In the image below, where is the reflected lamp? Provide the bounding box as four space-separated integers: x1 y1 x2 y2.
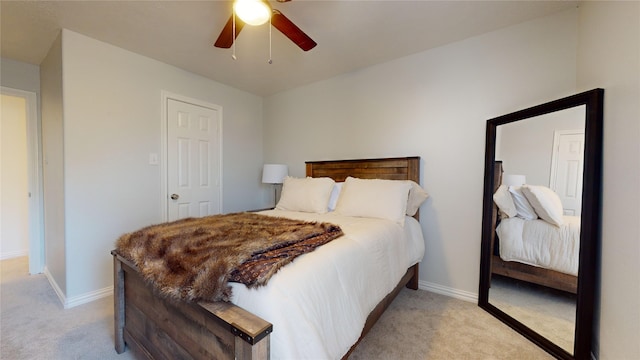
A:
503 174 526 187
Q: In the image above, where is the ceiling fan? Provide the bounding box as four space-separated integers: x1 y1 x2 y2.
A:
213 0 317 52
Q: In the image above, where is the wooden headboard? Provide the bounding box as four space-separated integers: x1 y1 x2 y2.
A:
305 157 420 182
305 156 421 219
490 161 504 258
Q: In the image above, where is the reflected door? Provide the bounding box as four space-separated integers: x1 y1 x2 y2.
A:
550 130 584 216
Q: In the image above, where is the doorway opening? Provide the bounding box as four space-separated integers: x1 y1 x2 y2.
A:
1 87 44 274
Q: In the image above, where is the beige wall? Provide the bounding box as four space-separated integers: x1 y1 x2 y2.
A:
40 32 66 295
264 9 579 297
0 58 40 94
55 29 264 304
576 2 640 358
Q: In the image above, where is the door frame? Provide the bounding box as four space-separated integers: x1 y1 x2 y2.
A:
160 91 223 221
1 86 44 274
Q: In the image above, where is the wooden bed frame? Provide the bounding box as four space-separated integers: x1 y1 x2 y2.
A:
489 161 577 294
112 156 422 360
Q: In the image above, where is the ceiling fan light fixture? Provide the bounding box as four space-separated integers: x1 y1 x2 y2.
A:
234 0 272 26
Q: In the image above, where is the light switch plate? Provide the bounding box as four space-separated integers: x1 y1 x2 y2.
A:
149 153 159 165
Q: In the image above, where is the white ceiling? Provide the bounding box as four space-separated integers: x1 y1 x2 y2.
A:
1 1 577 96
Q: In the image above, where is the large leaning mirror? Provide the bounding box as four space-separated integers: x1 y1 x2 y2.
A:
479 89 603 360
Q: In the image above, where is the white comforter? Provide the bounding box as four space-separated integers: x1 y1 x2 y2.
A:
229 210 425 360
496 215 580 276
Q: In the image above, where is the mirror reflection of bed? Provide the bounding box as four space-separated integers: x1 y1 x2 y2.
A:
489 161 579 354
488 106 586 356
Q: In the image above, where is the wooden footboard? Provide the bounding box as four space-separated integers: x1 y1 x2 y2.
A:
113 251 418 360
491 255 577 294
113 251 272 360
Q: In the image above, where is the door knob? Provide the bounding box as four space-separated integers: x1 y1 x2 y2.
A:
170 194 179 200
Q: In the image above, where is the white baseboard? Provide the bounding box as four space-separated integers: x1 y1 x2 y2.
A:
419 280 478 303
0 249 29 260
44 266 113 309
38 274 474 309
65 286 113 309
43 266 66 306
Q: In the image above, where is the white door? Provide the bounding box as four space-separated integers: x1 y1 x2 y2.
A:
549 130 584 216
167 98 221 221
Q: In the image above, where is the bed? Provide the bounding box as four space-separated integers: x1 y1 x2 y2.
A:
112 156 426 359
489 161 578 294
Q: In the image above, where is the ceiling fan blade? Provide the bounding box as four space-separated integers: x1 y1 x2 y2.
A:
271 10 317 51
214 14 245 48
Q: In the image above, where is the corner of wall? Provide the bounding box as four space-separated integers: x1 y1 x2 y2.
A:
40 30 67 296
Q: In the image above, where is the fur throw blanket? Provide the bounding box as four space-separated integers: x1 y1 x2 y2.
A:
115 212 343 302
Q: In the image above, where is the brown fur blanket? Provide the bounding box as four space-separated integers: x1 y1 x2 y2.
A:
115 212 343 302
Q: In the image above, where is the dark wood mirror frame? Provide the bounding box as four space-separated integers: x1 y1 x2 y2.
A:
478 88 604 360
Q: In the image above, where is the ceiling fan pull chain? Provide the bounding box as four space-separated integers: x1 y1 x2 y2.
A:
268 15 273 64
232 7 237 60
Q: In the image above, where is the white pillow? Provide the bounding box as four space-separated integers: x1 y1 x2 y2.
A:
276 176 335 213
508 186 538 220
406 181 429 216
493 184 517 218
334 177 411 225
521 185 565 226
327 182 343 212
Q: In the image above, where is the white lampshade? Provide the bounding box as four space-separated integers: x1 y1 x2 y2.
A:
503 174 526 187
262 164 288 184
234 0 271 26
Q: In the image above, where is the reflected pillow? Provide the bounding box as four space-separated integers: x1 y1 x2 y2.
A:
508 186 538 220
276 176 335 213
493 184 517 218
521 185 564 226
334 177 411 225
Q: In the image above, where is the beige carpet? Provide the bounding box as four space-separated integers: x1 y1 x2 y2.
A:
488 275 576 354
1 257 552 359
0 257 135 360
